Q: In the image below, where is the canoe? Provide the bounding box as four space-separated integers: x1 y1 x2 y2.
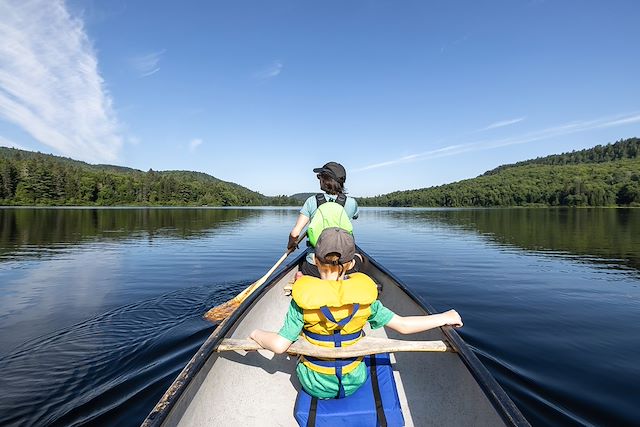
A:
142 248 530 427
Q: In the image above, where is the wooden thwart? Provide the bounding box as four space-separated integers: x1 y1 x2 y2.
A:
217 336 454 358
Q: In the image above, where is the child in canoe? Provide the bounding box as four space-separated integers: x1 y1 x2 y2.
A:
287 161 361 278
250 227 463 399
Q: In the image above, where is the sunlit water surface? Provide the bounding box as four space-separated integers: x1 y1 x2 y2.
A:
0 208 638 426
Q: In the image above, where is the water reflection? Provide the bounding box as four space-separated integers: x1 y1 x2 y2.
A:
373 208 640 273
0 286 220 426
0 208 261 262
0 250 123 353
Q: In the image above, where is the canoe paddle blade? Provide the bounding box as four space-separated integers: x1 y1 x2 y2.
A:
203 299 240 323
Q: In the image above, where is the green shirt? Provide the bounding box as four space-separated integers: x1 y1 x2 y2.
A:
278 299 395 399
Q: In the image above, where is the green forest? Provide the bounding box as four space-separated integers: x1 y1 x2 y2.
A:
1 138 639 207
0 148 297 206
358 138 640 207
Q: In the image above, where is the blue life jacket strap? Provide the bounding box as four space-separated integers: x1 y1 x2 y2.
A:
336 364 345 398
304 356 360 367
320 304 360 328
303 330 363 343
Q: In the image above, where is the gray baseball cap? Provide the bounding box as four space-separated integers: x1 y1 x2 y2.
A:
315 227 355 264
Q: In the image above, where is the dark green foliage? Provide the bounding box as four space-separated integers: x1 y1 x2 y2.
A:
484 137 640 174
617 182 640 206
0 148 299 206
358 138 640 207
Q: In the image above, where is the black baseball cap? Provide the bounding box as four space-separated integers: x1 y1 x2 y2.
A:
315 227 355 264
313 162 346 183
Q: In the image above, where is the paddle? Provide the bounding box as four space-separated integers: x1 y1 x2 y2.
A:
203 232 307 323
216 336 455 357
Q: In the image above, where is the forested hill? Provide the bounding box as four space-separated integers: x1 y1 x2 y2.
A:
484 137 640 175
358 138 640 207
0 147 297 206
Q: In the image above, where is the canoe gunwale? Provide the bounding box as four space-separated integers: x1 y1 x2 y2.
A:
140 251 307 427
357 246 530 427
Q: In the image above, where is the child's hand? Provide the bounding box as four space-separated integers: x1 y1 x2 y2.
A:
443 309 463 328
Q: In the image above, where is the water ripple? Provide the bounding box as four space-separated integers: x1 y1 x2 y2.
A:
0 282 247 427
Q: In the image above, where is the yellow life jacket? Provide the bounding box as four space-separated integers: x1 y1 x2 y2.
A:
292 272 378 398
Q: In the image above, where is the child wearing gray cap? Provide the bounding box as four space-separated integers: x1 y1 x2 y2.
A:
251 227 462 400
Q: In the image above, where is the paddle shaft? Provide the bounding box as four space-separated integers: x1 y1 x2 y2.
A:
234 231 307 302
203 232 306 322
229 252 289 304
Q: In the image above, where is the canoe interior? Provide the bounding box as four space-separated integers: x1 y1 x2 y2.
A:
144 250 528 427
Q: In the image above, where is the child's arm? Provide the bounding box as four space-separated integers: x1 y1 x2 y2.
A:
250 329 294 354
250 300 302 354
385 309 462 334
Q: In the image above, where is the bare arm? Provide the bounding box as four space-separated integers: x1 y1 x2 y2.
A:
290 214 309 238
249 329 293 354
385 309 463 335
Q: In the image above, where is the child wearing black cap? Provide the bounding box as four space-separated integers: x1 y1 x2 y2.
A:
251 227 463 400
288 161 361 278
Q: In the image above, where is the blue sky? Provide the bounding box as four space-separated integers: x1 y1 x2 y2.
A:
1 0 639 197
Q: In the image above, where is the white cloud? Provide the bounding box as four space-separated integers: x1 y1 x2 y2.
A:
479 116 526 131
253 61 283 80
130 50 165 78
0 0 122 162
440 34 470 54
354 112 640 172
189 138 203 152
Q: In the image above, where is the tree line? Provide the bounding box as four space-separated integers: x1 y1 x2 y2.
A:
2 138 639 207
484 137 640 174
358 138 640 207
0 148 298 206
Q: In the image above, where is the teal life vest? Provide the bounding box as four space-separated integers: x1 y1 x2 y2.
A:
307 193 353 247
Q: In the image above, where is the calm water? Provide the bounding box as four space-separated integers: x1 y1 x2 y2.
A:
0 207 638 426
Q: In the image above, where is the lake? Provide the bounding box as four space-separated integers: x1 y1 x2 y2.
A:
0 207 638 426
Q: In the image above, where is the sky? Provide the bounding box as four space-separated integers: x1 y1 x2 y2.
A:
1 0 639 197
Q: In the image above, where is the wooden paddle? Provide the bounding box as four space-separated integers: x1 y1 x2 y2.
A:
203 232 307 323
216 336 455 357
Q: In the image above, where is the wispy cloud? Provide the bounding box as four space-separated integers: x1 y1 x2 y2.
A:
189 138 203 152
130 50 165 78
354 112 640 172
253 61 283 80
0 136 27 150
479 116 526 131
0 0 122 162
440 34 470 54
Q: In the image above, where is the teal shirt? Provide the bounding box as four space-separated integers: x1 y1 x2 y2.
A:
278 299 395 399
